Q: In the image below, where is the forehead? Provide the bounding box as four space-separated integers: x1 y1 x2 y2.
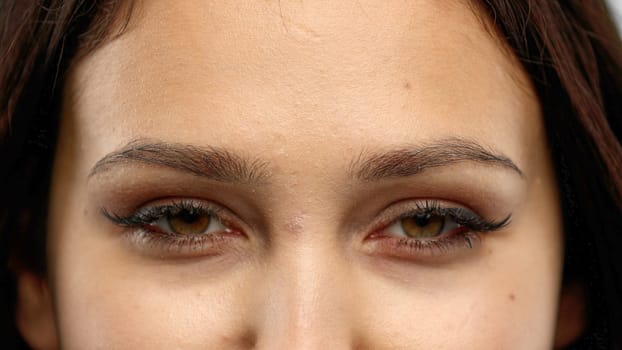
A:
64 0 540 175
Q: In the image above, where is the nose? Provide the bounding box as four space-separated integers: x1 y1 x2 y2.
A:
253 238 358 350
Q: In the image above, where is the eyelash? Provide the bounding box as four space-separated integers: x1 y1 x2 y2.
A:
369 200 510 258
102 199 510 259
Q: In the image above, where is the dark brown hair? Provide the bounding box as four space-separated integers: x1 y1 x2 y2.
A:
1 0 621 349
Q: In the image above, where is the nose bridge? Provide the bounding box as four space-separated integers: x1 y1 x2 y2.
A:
255 233 355 349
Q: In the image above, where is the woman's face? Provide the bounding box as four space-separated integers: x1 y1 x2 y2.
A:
30 0 564 348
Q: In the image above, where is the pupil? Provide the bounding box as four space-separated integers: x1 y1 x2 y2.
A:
178 211 199 224
414 213 431 226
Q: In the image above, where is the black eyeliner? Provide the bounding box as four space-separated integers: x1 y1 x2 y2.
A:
401 200 511 233
101 199 222 228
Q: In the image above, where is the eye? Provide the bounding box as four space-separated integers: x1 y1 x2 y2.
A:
149 208 228 235
393 212 461 239
102 199 244 258
366 200 511 260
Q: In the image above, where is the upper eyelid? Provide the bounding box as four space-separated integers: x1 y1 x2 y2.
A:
370 200 509 234
373 200 467 225
102 199 226 226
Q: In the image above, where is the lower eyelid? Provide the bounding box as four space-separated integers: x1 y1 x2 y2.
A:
363 231 483 262
124 227 243 259
104 210 247 258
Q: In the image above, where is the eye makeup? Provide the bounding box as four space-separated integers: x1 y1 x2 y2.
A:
102 199 246 259
91 146 519 263
101 195 511 262
364 200 511 261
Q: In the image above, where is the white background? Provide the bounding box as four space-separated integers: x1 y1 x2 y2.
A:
608 0 622 33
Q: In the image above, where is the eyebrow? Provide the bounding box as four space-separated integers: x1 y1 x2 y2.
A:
89 140 270 184
90 138 523 184
351 138 524 181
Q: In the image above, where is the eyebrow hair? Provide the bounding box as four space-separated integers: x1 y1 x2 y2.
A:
351 138 524 181
89 140 270 184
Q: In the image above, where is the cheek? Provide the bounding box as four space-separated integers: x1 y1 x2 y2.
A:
52 248 259 348
353 256 560 349
48 222 561 349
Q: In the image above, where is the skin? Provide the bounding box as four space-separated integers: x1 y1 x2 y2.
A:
17 0 570 348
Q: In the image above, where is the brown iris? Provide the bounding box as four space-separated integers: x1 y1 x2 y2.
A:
400 213 445 238
168 211 211 235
